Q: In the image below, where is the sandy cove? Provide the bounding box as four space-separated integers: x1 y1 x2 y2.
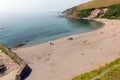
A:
13 19 120 80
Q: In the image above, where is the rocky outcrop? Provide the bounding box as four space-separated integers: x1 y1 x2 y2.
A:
64 9 77 18
64 7 108 19
88 8 101 19
88 8 108 19
14 43 26 48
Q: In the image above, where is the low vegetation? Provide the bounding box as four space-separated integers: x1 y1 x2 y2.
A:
74 0 120 10
103 4 120 19
72 58 120 80
65 0 120 19
76 3 120 19
76 8 94 17
0 43 23 65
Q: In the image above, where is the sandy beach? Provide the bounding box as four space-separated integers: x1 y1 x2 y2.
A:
13 19 120 80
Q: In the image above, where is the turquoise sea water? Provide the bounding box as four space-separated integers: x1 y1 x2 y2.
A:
0 13 103 48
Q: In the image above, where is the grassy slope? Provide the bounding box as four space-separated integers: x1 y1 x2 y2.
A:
69 0 120 19
0 43 24 65
72 58 120 80
75 0 120 10
103 4 120 19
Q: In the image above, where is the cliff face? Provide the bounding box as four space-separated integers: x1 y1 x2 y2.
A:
88 8 108 19
64 7 108 19
64 0 120 19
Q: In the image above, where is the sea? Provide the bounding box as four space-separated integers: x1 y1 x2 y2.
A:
0 13 103 48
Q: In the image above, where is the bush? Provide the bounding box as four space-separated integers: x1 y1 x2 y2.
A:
103 4 120 19
77 8 94 17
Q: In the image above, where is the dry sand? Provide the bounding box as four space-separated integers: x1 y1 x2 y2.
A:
13 19 120 80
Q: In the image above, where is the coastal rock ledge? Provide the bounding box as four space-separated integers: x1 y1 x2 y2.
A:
0 43 31 80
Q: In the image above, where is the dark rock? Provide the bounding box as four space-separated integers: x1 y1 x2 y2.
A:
101 32 104 34
14 43 26 48
0 64 7 74
1 28 4 30
57 15 64 18
0 27 5 30
68 37 73 40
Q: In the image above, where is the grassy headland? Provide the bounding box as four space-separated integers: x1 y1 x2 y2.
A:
74 0 120 10
64 0 120 19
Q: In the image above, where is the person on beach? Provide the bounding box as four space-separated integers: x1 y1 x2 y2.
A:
49 41 54 45
68 37 73 40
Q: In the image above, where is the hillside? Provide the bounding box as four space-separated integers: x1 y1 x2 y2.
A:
75 0 120 10
72 58 120 80
64 0 120 19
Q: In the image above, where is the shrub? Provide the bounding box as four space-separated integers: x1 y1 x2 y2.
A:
77 8 94 17
103 4 120 19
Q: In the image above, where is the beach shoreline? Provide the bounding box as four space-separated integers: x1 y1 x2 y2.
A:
11 18 104 49
13 19 104 49
13 19 120 80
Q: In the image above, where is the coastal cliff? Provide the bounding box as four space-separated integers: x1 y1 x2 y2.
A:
64 0 120 19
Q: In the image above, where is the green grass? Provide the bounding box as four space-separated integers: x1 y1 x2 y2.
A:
102 4 120 19
72 58 120 80
76 8 94 17
0 44 22 65
75 0 120 10
66 0 120 19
